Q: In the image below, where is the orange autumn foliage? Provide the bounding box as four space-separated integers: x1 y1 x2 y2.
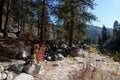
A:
34 42 46 62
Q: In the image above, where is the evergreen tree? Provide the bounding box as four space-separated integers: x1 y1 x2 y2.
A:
101 25 110 44
98 35 102 45
56 0 96 47
113 20 120 39
108 20 120 51
113 20 119 37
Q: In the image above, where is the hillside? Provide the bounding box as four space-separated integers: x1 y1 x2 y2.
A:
84 26 113 43
86 25 113 37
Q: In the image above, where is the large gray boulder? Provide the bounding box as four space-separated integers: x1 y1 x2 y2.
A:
8 64 24 72
14 73 34 80
23 63 35 74
34 63 43 74
24 63 43 74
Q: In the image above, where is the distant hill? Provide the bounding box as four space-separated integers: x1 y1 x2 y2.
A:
86 25 113 36
84 26 113 44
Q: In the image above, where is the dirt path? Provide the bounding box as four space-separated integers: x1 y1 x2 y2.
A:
33 58 84 80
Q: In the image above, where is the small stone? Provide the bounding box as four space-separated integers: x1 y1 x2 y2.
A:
52 63 59 66
47 56 52 61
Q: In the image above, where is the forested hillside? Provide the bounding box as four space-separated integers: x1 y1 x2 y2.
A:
84 25 113 44
0 0 120 80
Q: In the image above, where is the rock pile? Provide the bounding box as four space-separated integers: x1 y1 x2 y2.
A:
0 59 43 80
44 40 80 61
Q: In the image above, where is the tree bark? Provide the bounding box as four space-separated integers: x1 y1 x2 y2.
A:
40 0 45 42
69 1 74 47
37 11 40 36
3 0 11 38
0 0 5 32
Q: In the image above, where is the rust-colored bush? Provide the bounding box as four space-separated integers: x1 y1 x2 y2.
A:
34 42 46 63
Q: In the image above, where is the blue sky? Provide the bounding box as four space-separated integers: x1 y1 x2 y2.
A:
91 0 120 28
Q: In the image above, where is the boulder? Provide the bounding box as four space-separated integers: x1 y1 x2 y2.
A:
17 50 31 59
8 64 24 72
14 73 34 80
7 33 17 39
57 49 66 57
0 65 4 72
34 63 43 74
0 72 7 80
57 53 64 61
24 63 43 74
4 71 14 80
23 63 35 74
59 43 69 50
45 50 58 61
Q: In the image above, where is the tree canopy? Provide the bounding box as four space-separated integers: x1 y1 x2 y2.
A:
0 0 97 46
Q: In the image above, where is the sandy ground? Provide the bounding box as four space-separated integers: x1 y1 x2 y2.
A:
0 58 83 80
0 49 120 80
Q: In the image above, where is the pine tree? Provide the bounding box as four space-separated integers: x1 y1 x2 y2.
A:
113 20 120 39
101 25 110 44
108 20 120 51
56 0 96 47
98 35 102 45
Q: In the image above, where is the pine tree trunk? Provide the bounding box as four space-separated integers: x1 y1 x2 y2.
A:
64 21 69 42
20 0 24 34
69 1 74 47
40 0 45 42
0 0 4 32
3 0 11 38
37 12 40 36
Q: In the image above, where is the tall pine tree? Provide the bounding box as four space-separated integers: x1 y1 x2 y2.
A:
101 25 110 44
